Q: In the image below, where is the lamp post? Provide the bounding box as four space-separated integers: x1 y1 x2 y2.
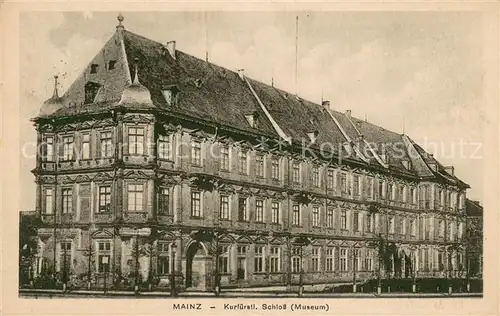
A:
171 242 177 297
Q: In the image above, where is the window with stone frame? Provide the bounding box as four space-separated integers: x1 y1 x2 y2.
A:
97 241 111 273
255 199 264 222
84 81 101 104
218 245 229 273
191 141 202 166
128 127 144 155
326 208 334 228
353 175 360 197
158 187 170 215
100 131 113 158
353 211 360 232
326 248 335 272
364 249 373 271
388 216 395 234
411 219 417 236
366 213 373 233
81 133 90 160
292 203 301 226
44 135 54 162
271 157 280 180
292 161 301 184
236 245 247 280
255 154 264 177
254 245 265 273
59 241 72 271
157 134 171 160
354 248 362 271
340 211 347 230
45 188 53 214
127 184 144 212
220 195 230 220
191 191 202 217
271 201 280 224
220 145 230 171
340 248 348 272
270 247 280 272
291 247 301 273
98 185 111 213
340 173 348 195
238 150 248 174
312 206 320 227
366 177 374 200
157 242 170 275
61 188 73 214
327 169 334 189
238 197 248 222
311 247 320 272
62 135 74 161
312 165 320 187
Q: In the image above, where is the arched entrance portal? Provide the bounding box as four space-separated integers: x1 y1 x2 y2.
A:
185 241 212 291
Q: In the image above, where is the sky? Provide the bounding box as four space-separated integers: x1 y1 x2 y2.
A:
19 11 488 211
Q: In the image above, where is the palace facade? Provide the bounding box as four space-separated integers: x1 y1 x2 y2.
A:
31 16 470 291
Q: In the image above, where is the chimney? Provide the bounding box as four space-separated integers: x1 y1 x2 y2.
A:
238 69 245 80
166 41 176 59
345 109 351 117
322 100 330 109
444 166 455 176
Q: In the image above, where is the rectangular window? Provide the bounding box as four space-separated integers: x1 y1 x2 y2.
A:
45 136 54 162
292 204 300 226
238 151 248 174
191 192 201 217
458 222 464 239
191 141 202 165
389 217 395 234
388 183 394 200
367 177 374 200
379 180 384 198
312 166 320 187
98 186 111 213
100 131 113 158
354 248 361 271
218 245 229 273
340 173 347 194
340 211 347 230
236 246 247 280
340 248 348 272
220 146 230 171
448 222 454 241
312 206 320 227
97 241 111 273
270 247 280 272
326 248 334 272
353 212 359 232
401 218 407 235
271 202 280 224
327 208 334 228
158 187 169 215
59 241 72 270
127 184 144 212
62 135 74 161
220 195 230 220
439 220 445 237
238 197 247 221
128 127 144 155
255 199 264 222
411 219 417 236
353 175 360 197
399 186 406 202
364 249 373 271
81 133 90 160
98 255 111 273
292 162 301 184
157 242 170 274
158 134 171 159
45 188 53 214
291 247 301 273
311 247 320 272
327 169 334 189
62 188 73 214
254 246 265 273
366 213 373 233
271 158 280 180
255 154 264 177
410 187 416 204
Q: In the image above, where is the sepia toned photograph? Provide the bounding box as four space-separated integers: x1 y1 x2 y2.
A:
5 4 496 313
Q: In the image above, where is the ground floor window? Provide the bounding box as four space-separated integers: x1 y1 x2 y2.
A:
218 245 229 273
340 248 348 272
254 245 265 273
270 247 280 272
326 248 334 272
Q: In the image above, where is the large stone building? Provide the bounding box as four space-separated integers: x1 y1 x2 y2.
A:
31 16 470 291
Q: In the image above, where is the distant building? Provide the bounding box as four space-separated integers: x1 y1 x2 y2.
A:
30 15 471 290
465 199 482 278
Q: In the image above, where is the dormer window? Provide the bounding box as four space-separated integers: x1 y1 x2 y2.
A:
402 160 412 170
162 85 179 106
84 82 101 104
307 130 319 143
244 112 260 128
90 64 99 74
108 60 116 70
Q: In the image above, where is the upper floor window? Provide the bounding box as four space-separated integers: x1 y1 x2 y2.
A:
127 184 144 212
62 188 73 214
271 201 280 224
401 218 407 235
220 146 230 171
312 166 320 187
366 213 374 233
238 197 248 221
191 192 201 217
292 162 301 184
340 173 348 194
326 208 334 228
62 135 74 161
98 185 111 213
340 210 347 230
327 169 334 189
410 187 416 204
158 187 169 215
84 82 101 104
108 60 116 70
220 195 230 220
238 150 248 174
100 131 113 158
379 180 385 199
81 133 90 160
388 217 395 234
45 188 53 214
388 183 394 200
191 141 202 166
353 211 360 231
255 154 264 177
128 127 144 155
255 199 264 222
44 135 54 162
366 177 374 200
399 186 406 202
292 204 300 226
410 219 417 236
271 158 280 180
158 134 171 160
312 206 320 227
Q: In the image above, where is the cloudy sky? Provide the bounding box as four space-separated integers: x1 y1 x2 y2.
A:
19 11 488 210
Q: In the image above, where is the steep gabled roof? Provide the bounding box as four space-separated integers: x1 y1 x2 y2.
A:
34 27 469 187
466 199 483 216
